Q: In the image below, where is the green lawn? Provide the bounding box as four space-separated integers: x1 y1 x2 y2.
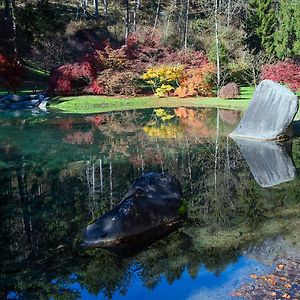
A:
50 86 255 114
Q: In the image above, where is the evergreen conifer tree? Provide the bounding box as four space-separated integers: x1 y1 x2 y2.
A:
245 0 277 54
274 0 300 59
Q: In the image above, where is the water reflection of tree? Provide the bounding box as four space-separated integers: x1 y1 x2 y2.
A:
1 110 300 299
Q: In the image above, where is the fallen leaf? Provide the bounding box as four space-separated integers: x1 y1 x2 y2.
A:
280 277 289 282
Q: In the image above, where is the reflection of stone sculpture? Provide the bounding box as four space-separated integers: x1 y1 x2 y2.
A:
230 80 298 140
232 138 296 187
84 173 184 249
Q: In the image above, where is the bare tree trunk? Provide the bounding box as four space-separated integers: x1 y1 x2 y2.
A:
152 0 161 35
94 0 99 18
214 0 221 94
124 0 130 40
10 0 17 56
81 0 88 17
4 0 10 19
183 0 190 51
133 0 140 32
227 0 231 26
103 0 108 17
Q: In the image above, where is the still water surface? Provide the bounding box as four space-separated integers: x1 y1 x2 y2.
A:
1 107 300 300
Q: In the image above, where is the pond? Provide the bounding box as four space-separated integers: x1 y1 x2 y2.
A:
1 107 300 300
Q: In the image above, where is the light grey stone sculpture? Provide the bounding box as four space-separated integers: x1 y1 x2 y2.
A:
233 137 296 187
230 80 299 140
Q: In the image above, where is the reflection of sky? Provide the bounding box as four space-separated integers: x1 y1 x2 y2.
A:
67 256 269 300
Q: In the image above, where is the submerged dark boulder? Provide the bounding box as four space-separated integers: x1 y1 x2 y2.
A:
230 80 299 140
83 172 184 249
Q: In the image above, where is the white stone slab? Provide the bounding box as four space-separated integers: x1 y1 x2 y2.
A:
230 80 299 140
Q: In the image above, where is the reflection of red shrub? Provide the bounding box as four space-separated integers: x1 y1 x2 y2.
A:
64 131 94 144
0 54 24 92
85 114 106 127
59 118 74 131
261 60 300 91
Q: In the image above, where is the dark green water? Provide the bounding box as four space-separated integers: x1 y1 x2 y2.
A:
1 108 300 300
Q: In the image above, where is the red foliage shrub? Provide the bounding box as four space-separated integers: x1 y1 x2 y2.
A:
49 60 96 95
48 32 211 97
97 69 140 96
174 64 216 98
164 50 209 69
219 82 240 99
83 80 104 95
0 54 25 92
261 60 300 91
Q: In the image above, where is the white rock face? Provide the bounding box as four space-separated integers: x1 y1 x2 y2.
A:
230 80 299 140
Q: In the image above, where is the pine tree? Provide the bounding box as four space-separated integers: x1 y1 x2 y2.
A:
274 0 300 59
245 0 277 55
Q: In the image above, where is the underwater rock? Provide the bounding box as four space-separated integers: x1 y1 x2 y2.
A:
83 172 184 249
232 138 296 187
230 80 298 140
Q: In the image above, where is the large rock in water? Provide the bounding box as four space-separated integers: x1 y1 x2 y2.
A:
230 80 299 140
232 138 296 187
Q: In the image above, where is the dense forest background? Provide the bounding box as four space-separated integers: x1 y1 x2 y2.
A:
1 0 299 62
0 0 300 95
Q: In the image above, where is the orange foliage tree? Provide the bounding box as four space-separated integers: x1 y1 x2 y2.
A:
174 63 216 98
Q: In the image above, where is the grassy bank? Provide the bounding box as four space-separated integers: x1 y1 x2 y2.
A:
50 87 254 114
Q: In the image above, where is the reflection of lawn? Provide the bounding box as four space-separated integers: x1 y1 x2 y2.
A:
50 86 256 114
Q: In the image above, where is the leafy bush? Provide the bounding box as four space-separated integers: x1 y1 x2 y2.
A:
49 60 96 95
155 84 174 97
0 54 24 92
83 80 104 95
141 65 184 96
164 50 209 69
174 64 216 98
219 82 240 99
97 69 140 96
261 60 300 91
47 32 211 97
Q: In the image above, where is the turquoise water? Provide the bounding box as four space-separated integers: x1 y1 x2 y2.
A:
1 108 300 300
